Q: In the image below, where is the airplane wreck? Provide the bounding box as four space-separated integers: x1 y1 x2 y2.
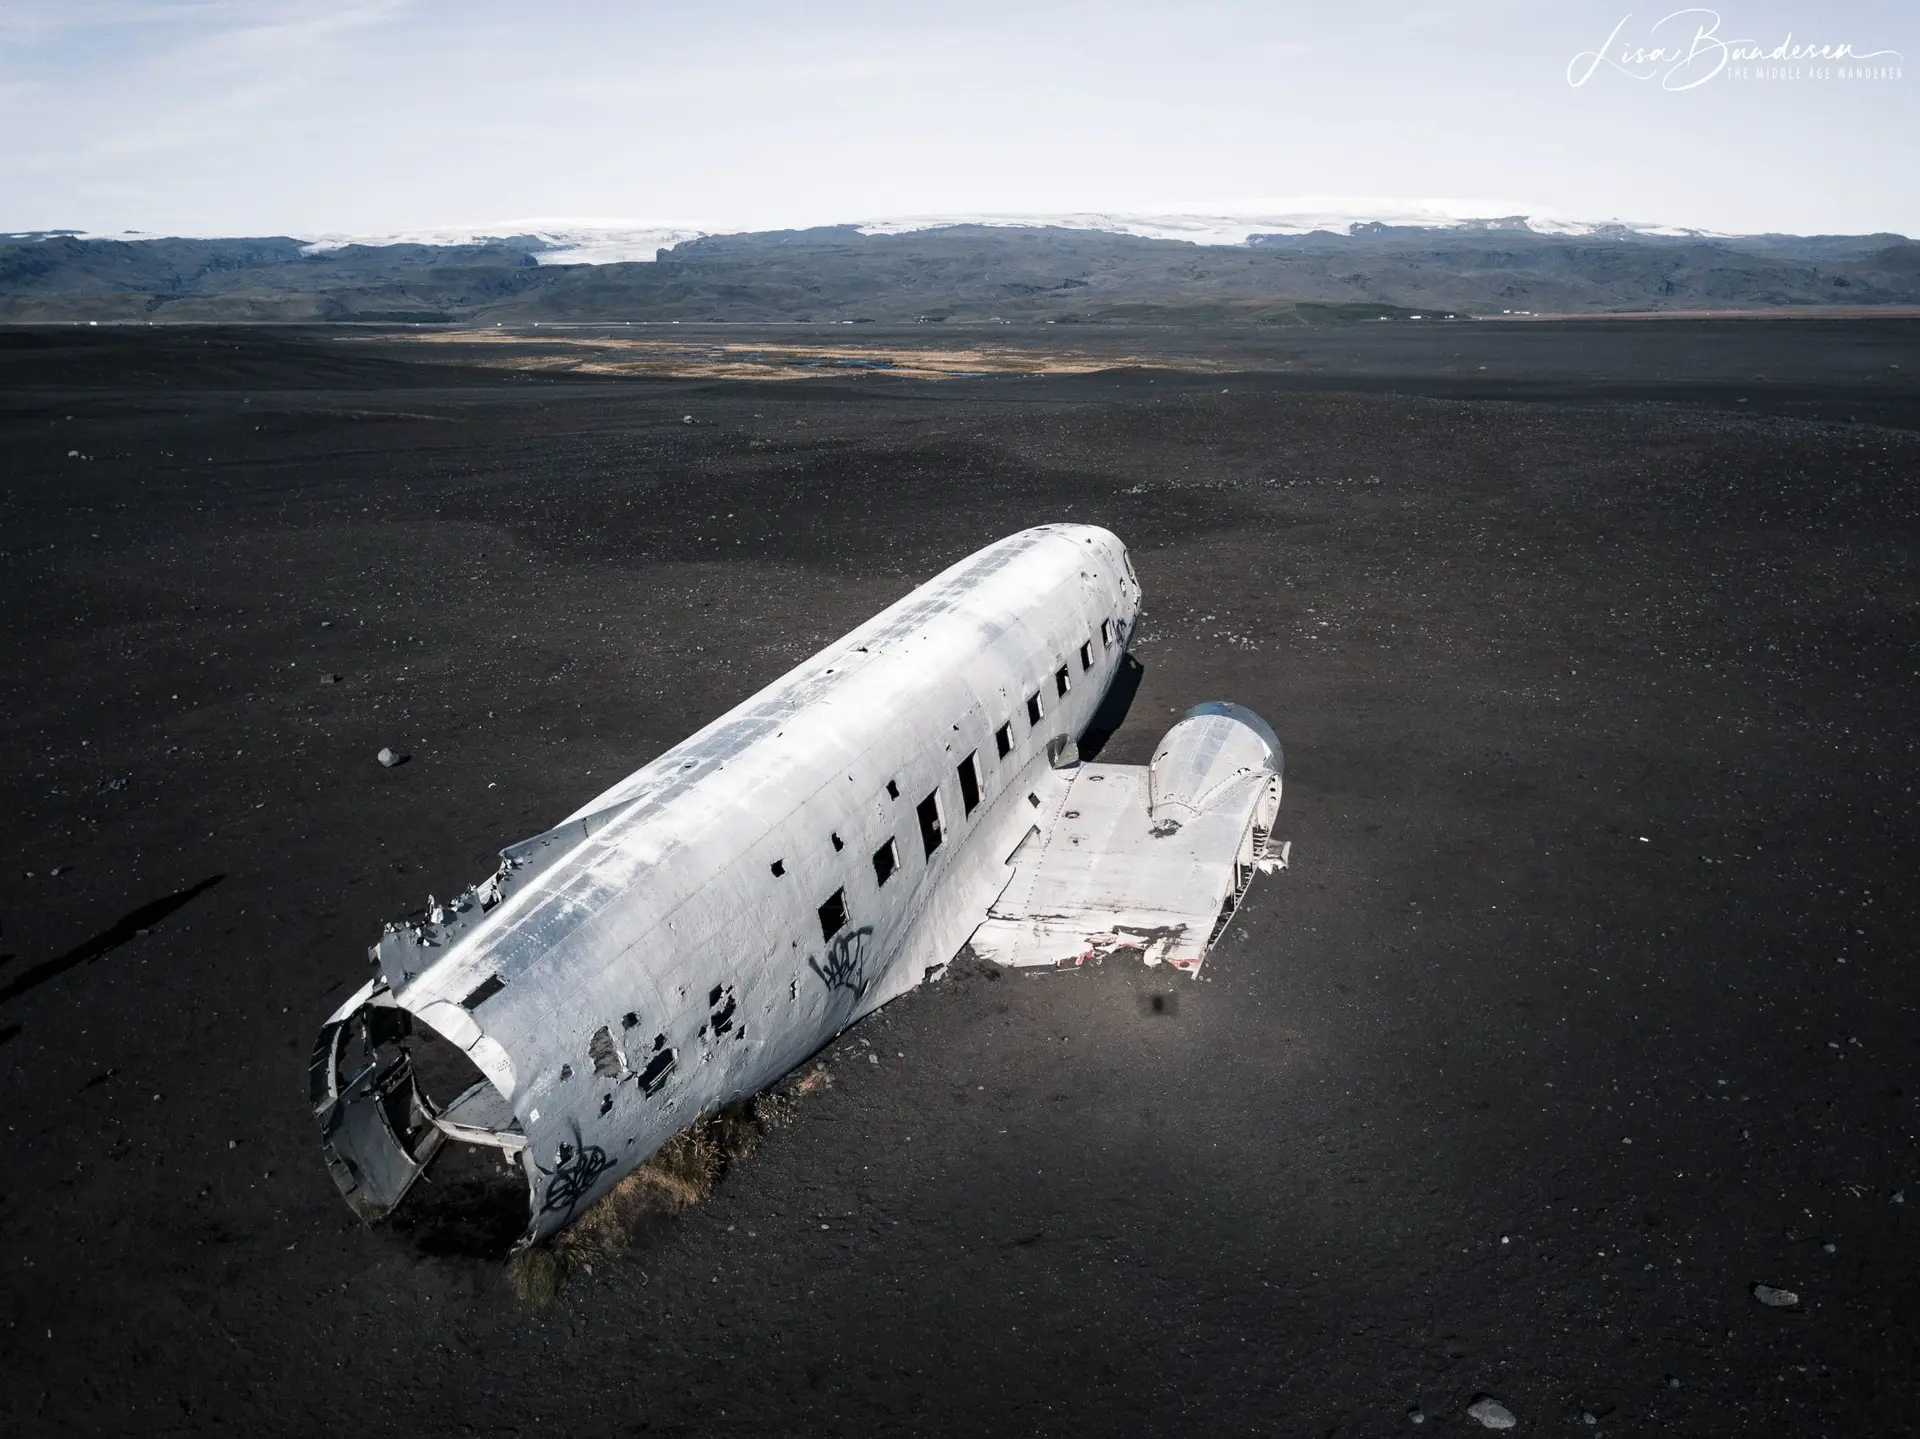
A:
311 524 1284 1245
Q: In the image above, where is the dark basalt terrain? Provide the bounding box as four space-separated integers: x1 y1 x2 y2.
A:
0 321 1916 1435
4 223 1920 324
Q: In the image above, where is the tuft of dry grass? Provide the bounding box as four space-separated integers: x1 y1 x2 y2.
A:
504 1246 568 1308
507 1092 809 1305
642 1120 723 1205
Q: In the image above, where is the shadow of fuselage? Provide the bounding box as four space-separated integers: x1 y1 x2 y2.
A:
1078 652 1145 762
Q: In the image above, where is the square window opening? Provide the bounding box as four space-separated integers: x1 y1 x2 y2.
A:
770 859 785 878
873 837 899 886
917 791 944 859
995 721 1013 758
1101 618 1113 647
818 888 848 942
1080 640 1094 671
1026 691 1043 726
1055 665 1071 697
886 778 900 800
957 752 981 816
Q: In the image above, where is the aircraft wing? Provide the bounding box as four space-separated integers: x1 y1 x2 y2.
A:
969 702 1284 976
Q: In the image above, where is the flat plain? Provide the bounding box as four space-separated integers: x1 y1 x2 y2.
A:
0 320 1916 1435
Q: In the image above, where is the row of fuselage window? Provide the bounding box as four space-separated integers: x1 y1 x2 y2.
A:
782 618 1119 948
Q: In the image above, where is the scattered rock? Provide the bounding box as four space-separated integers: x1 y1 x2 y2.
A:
1822 1242 1836 1254
1894 1190 1906 1205
1581 1413 1597 1426
1666 1375 1681 1388
1467 1397 1516 1429
681 414 695 424
1752 1282 1800 1308
867 1053 878 1065
321 673 342 685
376 747 404 768
1409 1405 1426 1424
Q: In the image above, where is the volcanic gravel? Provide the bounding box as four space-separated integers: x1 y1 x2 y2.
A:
1 322 1916 1435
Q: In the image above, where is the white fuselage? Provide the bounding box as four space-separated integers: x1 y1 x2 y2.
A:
323 524 1141 1240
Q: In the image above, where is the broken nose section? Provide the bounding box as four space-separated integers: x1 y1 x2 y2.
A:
310 977 529 1226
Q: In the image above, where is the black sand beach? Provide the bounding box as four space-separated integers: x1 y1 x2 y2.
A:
1 320 1916 1435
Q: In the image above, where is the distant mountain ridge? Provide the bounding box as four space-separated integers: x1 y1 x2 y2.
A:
6 207 1777 266
3 214 1917 324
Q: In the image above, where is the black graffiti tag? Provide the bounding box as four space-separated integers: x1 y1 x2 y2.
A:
540 1128 614 1219
808 926 874 1000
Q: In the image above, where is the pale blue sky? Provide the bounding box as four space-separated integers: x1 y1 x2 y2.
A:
2 1 1913 237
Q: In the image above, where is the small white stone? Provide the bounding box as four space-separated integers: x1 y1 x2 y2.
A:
376 747 401 767
1752 1283 1799 1308
1467 1398 1516 1429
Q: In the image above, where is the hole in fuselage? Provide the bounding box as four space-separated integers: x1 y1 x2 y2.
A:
639 1043 677 1095
818 888 848 941
589 1025 622 1079
918 792 944 857
461 974 506 1010
710 985 737 1036
957 752 981 816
